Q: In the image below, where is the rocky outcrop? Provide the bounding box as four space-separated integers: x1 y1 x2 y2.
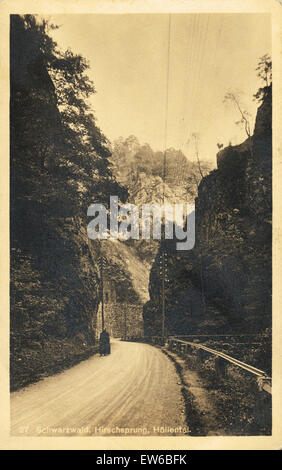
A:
10 16 108 390
110 138 212 264
144 89 272 336
10 220 102 390
96 239 150 338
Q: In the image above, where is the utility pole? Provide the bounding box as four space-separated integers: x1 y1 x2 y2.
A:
124 309 127 340
100 256 105 331
161 249 166 341
160 13 171 345
199 250 206 315
160 245 168 343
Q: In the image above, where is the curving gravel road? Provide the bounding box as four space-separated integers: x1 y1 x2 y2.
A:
10 340 188 436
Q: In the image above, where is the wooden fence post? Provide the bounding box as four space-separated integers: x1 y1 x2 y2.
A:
215 356 227 378
253 377 272 430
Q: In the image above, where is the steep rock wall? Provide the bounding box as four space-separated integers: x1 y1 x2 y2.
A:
10 16 102 390
144 90 272 336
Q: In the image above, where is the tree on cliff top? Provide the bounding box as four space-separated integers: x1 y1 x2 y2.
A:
184 133 211 199
11 14 127 232
253 54 272 102
223 91 253 140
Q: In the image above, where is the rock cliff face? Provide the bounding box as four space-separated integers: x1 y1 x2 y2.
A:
10 221 102 390
144 89 272 336
110 138 212 263
95 239 150 338
10 16 151 390
10 44 102 387
10 16 111 390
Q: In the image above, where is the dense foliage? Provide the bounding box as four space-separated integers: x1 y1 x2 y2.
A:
111 136 211 200
10 15 127 389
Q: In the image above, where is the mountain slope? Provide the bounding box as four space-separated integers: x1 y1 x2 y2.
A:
144 88 272 342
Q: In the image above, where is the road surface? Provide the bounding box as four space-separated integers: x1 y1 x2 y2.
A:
10 340 188 436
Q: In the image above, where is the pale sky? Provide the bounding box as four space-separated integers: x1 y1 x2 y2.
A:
50 14 271 167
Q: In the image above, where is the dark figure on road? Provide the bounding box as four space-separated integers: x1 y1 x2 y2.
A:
99 329 111 356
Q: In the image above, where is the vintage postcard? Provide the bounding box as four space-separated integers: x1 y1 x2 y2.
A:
0 0 282 451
